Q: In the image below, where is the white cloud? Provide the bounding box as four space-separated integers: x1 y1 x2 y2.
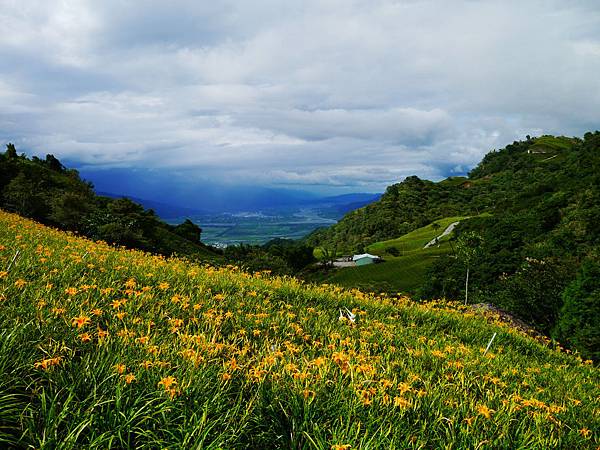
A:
1 0 600 192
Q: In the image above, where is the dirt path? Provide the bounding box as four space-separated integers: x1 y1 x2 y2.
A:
424 221 459 248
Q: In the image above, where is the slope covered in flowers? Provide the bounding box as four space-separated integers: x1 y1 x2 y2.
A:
0 210 598 449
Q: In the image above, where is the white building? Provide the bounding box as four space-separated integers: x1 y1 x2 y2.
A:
352 253 381 266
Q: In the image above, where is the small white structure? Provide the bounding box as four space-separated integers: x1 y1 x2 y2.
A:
352 253 381 266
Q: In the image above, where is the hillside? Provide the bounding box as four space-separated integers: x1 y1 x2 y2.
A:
306 132 600 360
1 210 599 448
0 144 221 262
305 175 476 254
366 216 467 255
304 135 582 254
310 217 465 293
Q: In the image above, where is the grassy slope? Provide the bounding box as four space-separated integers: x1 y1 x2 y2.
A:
321 217 466 293
367 216 466 254
324 244 451 294
530 135 577 152
0 210 599 449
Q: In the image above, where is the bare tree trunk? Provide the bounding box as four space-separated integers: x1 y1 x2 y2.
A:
332 244 337 267
464 266 470 305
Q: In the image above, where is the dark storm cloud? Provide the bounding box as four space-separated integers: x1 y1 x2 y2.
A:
1 0 599 191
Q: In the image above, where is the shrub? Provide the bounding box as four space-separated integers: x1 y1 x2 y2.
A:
554 258 600 360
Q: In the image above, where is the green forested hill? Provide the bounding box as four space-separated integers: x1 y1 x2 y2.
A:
306 175 477 253
305 135 584 254
421 133 600 359
306 132 600 359
0 144 221 261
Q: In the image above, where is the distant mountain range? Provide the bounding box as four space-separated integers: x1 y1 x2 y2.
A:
96 187 381 219
80 167 379 213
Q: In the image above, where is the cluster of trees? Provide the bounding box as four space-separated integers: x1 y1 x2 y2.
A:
417 132 600 360
305 135 583 256
0 144 217 260
305 175 486 254
223 238 316 276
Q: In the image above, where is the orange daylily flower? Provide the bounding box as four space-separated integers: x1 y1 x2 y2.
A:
72 315 91 328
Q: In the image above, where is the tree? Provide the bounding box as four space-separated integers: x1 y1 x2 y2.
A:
173 219 202 243
49 191 91 230
45 154 64 172
97 222 147 249
319 243 338 268
454 231 483 305
5 143 17 159
223 244 292 275
2 172 46 217
553 258 600 361
93 198 155 250
262 239 316 272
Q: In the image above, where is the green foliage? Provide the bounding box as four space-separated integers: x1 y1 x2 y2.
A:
2 172 48 217
224 239 316 275
1 210 599 448
224 243 292 275
49 191 93 230
0 145 221 262
4 143 17 159
307 132 600 358
262 238 316 272
94 198 156 249
44 154 65 172
455 231 483 268
454 231 483 305
554 258 600 361
173 219 202 243
493 257 573 334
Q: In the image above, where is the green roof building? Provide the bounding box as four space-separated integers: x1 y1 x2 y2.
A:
352 253 381 266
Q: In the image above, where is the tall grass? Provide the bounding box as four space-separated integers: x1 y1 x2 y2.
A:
0 210 598 449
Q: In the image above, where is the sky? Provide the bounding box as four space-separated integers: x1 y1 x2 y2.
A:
1 0 600 198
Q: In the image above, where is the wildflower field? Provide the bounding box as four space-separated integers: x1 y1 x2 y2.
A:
0 210 598 449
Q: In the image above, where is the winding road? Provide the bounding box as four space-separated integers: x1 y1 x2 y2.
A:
424 221 460 248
